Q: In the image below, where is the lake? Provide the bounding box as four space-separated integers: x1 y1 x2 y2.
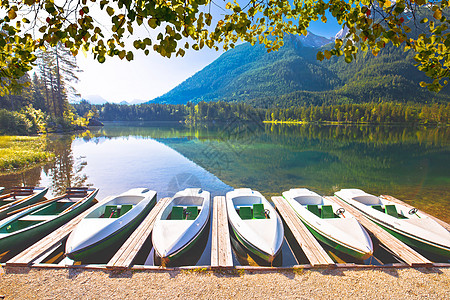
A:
2 121 448 222
1 121 449 265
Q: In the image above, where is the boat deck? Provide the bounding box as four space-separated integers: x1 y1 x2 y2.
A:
211 196 233 268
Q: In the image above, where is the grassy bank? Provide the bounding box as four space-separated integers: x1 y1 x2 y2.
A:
0 136 54 174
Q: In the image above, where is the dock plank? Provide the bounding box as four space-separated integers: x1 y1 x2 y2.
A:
380 195 450 232
210 196 219 267
327 196 433 267
6 196 110 267
272 196 334 267
106 197 171 269
216 196 233 268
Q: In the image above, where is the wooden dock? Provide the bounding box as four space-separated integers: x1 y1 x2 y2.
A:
380 195 450 231
272 196 335 267
327 196 433 267
6 196 110 267
211 196 233 268
106 197 171 269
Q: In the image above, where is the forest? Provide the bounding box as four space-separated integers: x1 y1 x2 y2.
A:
74 101 449 125
0 43 90 135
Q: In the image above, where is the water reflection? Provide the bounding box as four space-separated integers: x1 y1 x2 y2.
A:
0 122 448 223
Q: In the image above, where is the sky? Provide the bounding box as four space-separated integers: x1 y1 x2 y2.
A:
75 10 342 104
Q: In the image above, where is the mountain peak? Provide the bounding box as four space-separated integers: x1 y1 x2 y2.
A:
293 32 333 48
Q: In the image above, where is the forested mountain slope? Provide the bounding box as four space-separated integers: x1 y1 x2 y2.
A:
151 32 450 107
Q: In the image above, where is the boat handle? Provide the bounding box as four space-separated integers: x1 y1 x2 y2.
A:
336 208 345 217
408 208 418 215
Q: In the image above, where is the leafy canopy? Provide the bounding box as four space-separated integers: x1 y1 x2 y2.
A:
1 0 449 95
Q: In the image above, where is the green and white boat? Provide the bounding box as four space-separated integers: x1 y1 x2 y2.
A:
0 187 48 221
283 188 373 260
65 188 157 262
152 188 210 266
226 188 284 263
0 187 4 194
0 187 98 262
336 189 450 258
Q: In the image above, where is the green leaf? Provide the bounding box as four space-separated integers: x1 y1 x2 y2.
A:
126 51 134 61
106 6 114 16
433 9 442 20
316 51 324 61
8 9 17 20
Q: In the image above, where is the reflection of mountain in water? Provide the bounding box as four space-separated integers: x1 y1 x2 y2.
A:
1 122 448 222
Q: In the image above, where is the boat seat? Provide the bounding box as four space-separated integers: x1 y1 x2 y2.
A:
385 205 399 218
185 206 198 220
104 205 119 218
253 203 266 219
119 204 133 216
321 205 335 219
171 206 184 220
239 206 252 220
307 205 320 217
371 205 384 212
19 215 54 222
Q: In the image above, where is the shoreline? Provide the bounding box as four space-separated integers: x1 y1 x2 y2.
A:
1 266 449 299
263 120 450 126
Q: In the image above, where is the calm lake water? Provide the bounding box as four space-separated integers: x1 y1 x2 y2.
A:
2 121 448 221
1 121 449 265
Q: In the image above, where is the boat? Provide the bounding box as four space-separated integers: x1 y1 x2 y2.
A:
0 187 4 194
152 188 210 266
283 188 373 260
65 188 157 262
335 189 450 258
0 187 98 262
0 187 49 220
226 188 284 263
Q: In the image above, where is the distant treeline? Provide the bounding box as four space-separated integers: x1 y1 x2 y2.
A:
75 101 266 123
74 101 449 125
265 102 450 124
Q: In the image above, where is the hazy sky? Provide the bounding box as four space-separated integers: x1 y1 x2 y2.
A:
75 12 342 104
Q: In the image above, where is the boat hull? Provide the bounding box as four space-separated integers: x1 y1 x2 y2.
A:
0 190 97 262
152 188 211 266
371 217 450 258
335 189 450 259
231 225 280 263
226 189 284 264
301 219 370 260
153 219 210 267
0 188 48 220
66 195 157 262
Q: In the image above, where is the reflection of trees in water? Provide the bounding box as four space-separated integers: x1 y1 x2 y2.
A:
0 165 42 188
43 135 89 195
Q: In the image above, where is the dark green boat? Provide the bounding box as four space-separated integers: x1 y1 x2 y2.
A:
0 187 48 221
0 187 98 262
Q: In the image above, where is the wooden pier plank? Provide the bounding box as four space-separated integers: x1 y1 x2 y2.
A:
380 195 450 232
272 196 334 267
216 196 233 267
6 196 111 267
327 196 433 267
106 197 171 269
210 196 219 267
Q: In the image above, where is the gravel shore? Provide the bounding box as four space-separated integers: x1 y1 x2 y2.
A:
1 267 449 299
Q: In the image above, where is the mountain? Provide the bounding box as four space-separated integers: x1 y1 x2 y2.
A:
151 32 450 107
83 94 108 105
